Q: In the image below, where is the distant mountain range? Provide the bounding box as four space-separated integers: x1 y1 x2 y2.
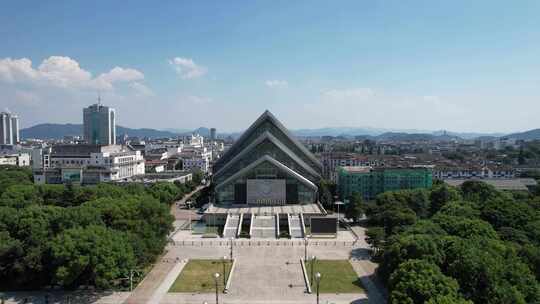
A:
20 123 540 141
21 124 179 140
504 129 540 141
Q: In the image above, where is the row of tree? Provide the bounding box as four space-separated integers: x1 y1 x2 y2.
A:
364 181 540 304
0 166 198 290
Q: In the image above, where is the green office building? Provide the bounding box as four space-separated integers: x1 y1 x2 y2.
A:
337 166 433 200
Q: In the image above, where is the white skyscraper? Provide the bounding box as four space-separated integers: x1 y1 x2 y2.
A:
11 115 19 144
83 101 116 145
0 111 19 145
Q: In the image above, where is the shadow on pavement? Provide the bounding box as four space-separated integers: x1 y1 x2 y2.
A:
1 291 118 304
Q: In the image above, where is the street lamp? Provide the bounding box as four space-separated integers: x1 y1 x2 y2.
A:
304 237 308 261
334 201 344 233
222 256 228 286
213 273 220 304
129 269 140 291
229 237 234 260
315 272 321 304
310 256 316 286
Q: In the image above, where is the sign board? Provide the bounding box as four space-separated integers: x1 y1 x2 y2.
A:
246 179 286 205
310 217 337 235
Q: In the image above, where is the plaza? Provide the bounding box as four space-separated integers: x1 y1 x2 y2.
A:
127 231 385 304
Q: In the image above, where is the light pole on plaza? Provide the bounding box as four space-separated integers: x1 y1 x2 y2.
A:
222 256 228 286
229 237 234 260
334 201 344 233
310 256 316 286
315 272 321 304
304 237 308 261
213 273 220 304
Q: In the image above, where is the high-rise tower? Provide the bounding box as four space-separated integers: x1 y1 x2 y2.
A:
83 97 116 145
0 111 19 145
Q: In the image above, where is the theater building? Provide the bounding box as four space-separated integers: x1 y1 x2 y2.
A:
213 110 322 205
206 111 330 239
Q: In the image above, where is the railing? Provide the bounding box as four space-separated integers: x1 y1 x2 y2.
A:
169 240 357 247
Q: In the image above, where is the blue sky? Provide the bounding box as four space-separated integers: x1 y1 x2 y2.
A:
1 1 540 133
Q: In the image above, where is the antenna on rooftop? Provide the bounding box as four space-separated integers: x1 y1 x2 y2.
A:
97 91 102 106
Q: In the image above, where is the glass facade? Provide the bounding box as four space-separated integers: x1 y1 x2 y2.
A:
216 159 317 204
338 167 433 200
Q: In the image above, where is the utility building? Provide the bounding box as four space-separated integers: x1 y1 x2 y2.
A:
338 166 433 200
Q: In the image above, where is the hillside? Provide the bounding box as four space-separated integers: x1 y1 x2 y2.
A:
21 123 180 140
505 129 540 140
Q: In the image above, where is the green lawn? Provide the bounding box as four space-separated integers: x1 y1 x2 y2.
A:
168 259 232 292
305 260 363 293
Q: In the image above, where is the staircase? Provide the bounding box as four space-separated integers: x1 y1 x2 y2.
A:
223 214 240 238
250 215 277 238
288 214 304 238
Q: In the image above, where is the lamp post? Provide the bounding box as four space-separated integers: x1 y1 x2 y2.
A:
229 237 234 260
334 201 344 233
222 256 227 286
187 201 192 231
315 272 321 304
129 269 140 291
304 237 308 261
213 273 220 304
310 256 316 286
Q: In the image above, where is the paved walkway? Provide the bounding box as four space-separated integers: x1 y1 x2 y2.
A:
127 189 386 304
125 185 208 304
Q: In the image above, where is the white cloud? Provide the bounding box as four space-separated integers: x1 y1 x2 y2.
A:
96 67 144 86
186 95 213 104
168 57 207 79
14 90 41 106
129 82 154 97
0 56 147 91
321 88 374 100
265 80 288 88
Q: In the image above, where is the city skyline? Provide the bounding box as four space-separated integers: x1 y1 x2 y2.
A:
2 1 540 133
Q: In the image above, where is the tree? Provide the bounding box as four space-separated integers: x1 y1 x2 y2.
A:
432 214 498 239
389 259 466 304
0 185 43 208
345 192 364 222
147 182 180 204
369 204 417 236
429 184 461 215
379 234 446 282
366 227 385 254
50 225 136 289
319 180 334 209
0 166 32 195
444 238 540 304
191 169 204 185
436 201 480 219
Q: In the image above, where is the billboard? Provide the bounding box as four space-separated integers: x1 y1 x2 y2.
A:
310 217 337 235
246 179 286 205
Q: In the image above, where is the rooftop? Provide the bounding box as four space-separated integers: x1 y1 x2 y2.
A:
205 203 324 215
340 166 372 173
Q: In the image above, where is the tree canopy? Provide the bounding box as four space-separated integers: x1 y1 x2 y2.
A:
367 180 540 304
0 166 196 291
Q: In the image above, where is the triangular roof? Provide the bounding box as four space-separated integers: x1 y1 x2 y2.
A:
215 155 318 191
214 130 321 180
214 110 322 172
